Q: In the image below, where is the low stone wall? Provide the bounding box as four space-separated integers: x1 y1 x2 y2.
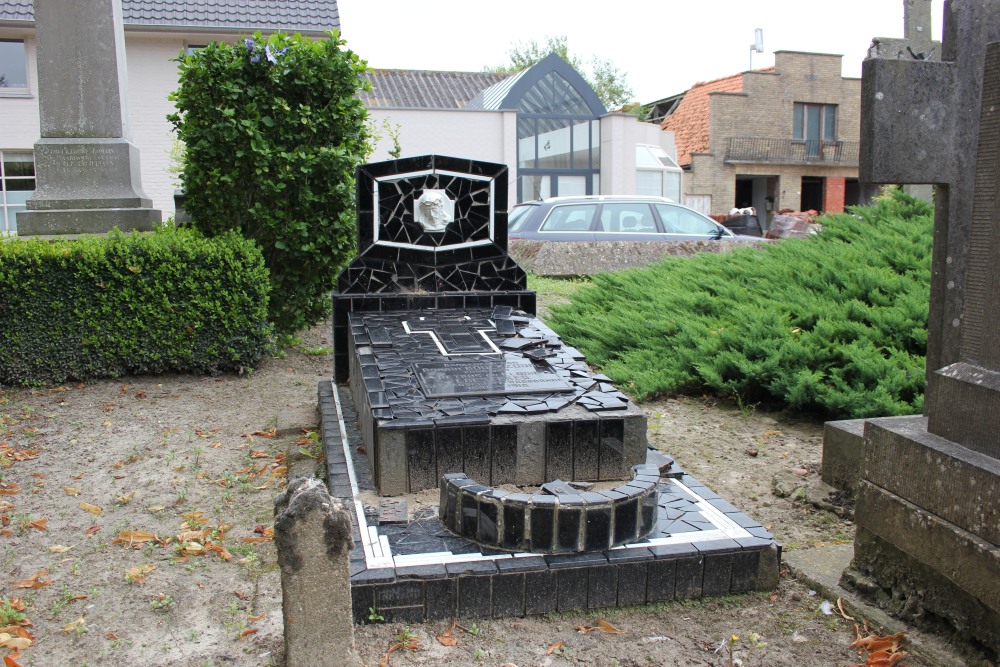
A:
509 239 768 277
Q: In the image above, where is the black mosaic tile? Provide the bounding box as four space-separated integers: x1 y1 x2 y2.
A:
396 564 448 580
703 554 734 597
557 567 589 611
463 425 491 482
376 581 423 608
529 497 556 552
587 564 619 609
730 549 762 593
613 497 640 545
502 501 527 551
557 507 584 553
646 558 677 602
492 573 526 617
674 555 705 599
496 556 547 573
524 570 558 615
599 419 625 480
491 424 517 486
425 578 458 620
574 420 600 481
352 585 375 624
458 575 493 619
546 421 574 481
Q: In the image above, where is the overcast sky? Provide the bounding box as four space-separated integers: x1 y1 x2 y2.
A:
337 0 945 104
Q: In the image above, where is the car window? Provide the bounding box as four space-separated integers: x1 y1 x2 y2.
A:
598 203 657 233
508 205 535 233
655 203 721 235
539 204 597 232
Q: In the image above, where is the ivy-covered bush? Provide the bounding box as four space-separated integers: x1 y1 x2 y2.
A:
168 31 370 334
0 228 272 384
547 190 933 419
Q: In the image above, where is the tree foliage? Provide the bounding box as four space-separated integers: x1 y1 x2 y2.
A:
546 190 934 420
487 35 635 110
168 31 370 334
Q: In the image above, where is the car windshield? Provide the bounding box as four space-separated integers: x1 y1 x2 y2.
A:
508 205 535 232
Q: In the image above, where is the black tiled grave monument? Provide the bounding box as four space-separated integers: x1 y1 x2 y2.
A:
326 155 780 622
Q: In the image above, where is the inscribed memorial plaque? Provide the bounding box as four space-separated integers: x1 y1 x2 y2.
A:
414 358 573 398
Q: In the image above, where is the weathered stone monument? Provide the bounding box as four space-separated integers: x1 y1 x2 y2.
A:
317 154 779 623
823 0 1000 656
274 478 361 667
15 0 161 236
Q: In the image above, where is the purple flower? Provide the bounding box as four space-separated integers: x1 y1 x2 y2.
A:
250 54 261 63
265 45 277 64
244 38 256 51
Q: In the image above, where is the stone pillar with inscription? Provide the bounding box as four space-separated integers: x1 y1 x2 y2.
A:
16 0 160 236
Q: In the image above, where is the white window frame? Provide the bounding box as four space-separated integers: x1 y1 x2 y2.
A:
0 39 30 94
1 150 35 236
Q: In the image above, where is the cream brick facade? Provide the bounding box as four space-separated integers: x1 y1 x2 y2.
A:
679 51 861 225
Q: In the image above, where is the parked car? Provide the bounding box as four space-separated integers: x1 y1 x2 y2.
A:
508 196 756 242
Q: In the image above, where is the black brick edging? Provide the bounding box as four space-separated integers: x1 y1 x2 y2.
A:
320 381 781 625
438 468 659 554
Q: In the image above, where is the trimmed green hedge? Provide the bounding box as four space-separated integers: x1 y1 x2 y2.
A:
0 227 273 384
547 190 933 419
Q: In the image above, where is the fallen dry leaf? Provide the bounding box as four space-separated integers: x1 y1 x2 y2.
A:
546 641 565 654
250 449 269 459
63 487 80 496
79 502 103 515
239 628 258 640
27 518 47 532
47 544 74 554
125 564 155 584
436 618 458 647
84 524 102 535
4 651 24 667
0 634 31 651
62 615 86 634
0 501 14 512
13 569 50 590
252 428 277 438
70 473 84 480
248 613 265 622
112 530 160 547
0 482 20 496
838 597 855 621
115 491 135 505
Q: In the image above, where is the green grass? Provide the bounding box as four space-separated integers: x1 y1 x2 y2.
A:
545 189 933 420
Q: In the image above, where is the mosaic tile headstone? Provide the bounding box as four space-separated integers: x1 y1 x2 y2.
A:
337 155 527 295
333 155 535 382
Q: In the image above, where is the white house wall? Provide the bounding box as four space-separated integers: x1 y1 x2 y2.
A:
0 29 40 149
124 33 188 216
366 108 518 209
599 113 676 195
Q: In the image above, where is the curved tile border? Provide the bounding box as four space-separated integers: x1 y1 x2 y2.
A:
439 464 661 554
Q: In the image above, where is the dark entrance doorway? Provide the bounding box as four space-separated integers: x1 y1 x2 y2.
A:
801 176 824 211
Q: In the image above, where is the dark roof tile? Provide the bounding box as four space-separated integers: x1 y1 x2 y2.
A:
359 69 509 110
0 0 339 33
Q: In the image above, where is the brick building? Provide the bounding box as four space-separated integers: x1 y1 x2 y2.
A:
656 50 861 230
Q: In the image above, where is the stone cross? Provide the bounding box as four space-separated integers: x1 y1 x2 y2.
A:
925 41 1000 457
16 0 160 236
860 0 1000 383
869 0 937 60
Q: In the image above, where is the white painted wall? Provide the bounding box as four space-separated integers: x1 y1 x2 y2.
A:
599 112 677 195
124 33 188 215
0 29 40 148
366 108 519 209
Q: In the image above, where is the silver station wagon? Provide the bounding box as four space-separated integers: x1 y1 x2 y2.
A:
508 195 751 242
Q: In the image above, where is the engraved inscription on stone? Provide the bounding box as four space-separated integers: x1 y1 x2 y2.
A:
414 358 574 398
36 144 116 171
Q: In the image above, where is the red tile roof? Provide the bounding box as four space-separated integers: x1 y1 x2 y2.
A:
661 72 745 167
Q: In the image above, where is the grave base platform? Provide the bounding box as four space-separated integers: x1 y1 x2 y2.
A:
320 382 781 623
